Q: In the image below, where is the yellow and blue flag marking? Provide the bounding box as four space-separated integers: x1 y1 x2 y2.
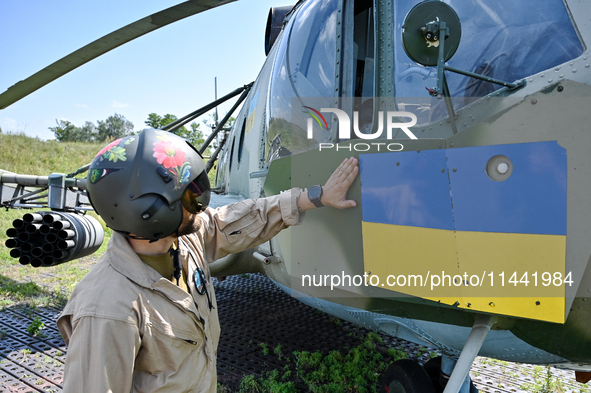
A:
360 141 567 323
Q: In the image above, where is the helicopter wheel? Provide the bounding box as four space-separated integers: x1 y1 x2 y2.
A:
423 356 444 393
422 356 479 393
380 359 436 393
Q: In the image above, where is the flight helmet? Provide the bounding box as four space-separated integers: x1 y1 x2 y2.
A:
86 129 211 240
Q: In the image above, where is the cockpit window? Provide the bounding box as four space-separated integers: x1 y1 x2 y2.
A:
394 0 584 126
351 1 375 133
286 0 338 100
267 0 339 162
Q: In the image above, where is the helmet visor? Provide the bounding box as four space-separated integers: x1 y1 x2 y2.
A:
181 171 211 214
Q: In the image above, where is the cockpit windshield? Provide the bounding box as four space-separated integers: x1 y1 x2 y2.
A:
394 0 584 126
267 0 339 162
265 0 584 158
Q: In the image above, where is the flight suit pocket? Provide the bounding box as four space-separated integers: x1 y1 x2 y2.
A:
223 210 264 243
135 319 207 374
150 321 201 345
133 319 213 391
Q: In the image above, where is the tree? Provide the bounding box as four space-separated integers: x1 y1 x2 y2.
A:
49 114 134 142
145 112 187 138
97 114 134 141
50 120 82 142
145 113 208 150
182 122 211 154
50 120 96 142
145 113 179 130
203 113 236 133
78 121 97 142
188 122 205 146
203 113 236 151
145 113 163 129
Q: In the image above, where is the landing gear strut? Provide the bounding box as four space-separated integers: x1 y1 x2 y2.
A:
442 316 494 393
381 315 494 393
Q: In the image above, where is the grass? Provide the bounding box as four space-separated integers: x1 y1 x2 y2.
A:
0 133 99 176
234 350 591 393
0 132 107 308
238 332 409 393
520 366 564 393
517 365 591 393
473 357 591 393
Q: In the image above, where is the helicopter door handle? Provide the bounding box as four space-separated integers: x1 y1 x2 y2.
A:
253 251 281 265
250 170 269 179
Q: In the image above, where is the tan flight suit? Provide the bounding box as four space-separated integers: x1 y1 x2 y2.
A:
57 190 302 392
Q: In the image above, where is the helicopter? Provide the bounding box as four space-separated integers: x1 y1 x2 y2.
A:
1 0 591 392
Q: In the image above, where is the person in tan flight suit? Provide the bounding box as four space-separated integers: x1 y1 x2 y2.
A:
56 128 359 392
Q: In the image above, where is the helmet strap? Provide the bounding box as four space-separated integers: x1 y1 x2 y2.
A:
170 238 182 286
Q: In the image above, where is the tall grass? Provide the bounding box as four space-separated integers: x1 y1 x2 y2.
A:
0 133 100 175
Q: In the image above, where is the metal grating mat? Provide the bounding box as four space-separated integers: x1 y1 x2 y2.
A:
0 306 64 392
0 274 588 392
211 274 434 389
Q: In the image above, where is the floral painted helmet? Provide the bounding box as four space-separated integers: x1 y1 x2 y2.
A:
87 129 210 240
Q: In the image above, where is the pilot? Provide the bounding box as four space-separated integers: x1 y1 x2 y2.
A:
56 128 358 392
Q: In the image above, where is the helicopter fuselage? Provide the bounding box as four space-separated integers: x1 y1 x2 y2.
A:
210 0 591 371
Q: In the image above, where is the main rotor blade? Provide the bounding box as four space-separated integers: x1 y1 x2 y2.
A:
0 0 237 109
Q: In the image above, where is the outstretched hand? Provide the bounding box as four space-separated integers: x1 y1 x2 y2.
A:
321 157 359 209
297 157 359 212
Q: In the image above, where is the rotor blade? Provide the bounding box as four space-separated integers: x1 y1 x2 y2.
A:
0 0 237 109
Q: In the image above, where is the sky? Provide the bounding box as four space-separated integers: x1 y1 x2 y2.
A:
0 0 290 140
